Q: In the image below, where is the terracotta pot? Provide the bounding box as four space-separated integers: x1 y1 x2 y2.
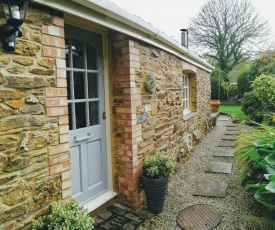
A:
210 100 220 112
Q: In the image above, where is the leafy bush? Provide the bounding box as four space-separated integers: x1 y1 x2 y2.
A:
241 91 264 123
251 74 275 112
143 151 176 179
32 200 94 230
235 124 275 229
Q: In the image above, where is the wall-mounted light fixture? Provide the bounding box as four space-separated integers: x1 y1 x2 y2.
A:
180 29 188 49
0 0 29 51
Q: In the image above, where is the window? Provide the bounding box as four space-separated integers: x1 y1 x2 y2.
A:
183 75 190 115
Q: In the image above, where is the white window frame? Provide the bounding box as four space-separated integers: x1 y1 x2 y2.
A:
183 75 191 115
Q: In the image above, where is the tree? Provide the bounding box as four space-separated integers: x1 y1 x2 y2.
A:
249 50 275 81
210 68 228 100
188 0 270 73
237 71 251 98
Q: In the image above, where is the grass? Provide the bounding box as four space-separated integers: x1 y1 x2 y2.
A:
219 105 250 121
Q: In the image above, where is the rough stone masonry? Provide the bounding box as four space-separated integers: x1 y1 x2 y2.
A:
0 3 212 229
0 5 69 229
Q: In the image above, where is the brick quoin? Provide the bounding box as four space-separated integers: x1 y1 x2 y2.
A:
113 33 143 209
42 15 70 206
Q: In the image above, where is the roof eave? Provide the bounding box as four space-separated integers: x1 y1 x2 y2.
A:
32 0 214 72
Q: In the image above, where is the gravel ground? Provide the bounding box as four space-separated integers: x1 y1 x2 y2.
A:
139 115 257 230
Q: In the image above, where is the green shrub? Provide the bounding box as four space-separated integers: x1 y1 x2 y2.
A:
241 91 264 123
251 74 275 112
235 124 275 228
143 151 176 179
32 199 94 230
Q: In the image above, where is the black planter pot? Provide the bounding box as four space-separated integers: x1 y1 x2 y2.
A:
142 175 169 214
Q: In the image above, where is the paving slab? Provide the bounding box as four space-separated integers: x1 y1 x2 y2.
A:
205 161 232 174
225 123 237 127
213 149 234 157
192 179 228 197
221 135 236 141
218 140 237 147
218 118 229 121
226 127 240 131
224 131 240 135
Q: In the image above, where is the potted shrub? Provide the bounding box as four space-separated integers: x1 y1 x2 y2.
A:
32 199 95 230
142 151 176 214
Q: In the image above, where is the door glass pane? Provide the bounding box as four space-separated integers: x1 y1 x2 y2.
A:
72 39 84 69
87 44 97 70
67 71 72 100
75 102 86 129
88 73 98 98
89 101 99 126
74 72 85 99
65 38 71 68
68 103 73 130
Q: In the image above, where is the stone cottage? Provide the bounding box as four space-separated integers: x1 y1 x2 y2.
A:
0 0 214 228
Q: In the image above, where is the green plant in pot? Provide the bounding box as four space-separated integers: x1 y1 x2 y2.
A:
142 151 176 214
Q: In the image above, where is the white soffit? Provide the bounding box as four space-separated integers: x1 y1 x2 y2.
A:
32 0 214 72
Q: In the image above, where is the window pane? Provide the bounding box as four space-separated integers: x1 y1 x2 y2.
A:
87 44 97 70
89 101 99 126
75 103 86 129
72 39 84 69
66 71 72 100
184 76 187 86
65 38 71 68
88 73 98 98
68 103 73 130
74 72 85 99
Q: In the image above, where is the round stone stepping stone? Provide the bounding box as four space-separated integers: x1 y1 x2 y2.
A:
176 204 222 230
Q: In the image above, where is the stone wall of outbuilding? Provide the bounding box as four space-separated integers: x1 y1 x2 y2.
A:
110 32 212 209
0 4 212 228
0 5 69 229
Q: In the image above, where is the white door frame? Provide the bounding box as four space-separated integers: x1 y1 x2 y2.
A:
65 14 116 212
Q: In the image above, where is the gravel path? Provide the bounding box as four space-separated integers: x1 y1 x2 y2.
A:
139 115 256 230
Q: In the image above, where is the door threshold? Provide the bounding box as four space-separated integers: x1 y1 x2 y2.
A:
83 190 117 212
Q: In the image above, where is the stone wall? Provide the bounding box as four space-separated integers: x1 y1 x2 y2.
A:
0 5 69 229
0 4 212 227
110 32 211 209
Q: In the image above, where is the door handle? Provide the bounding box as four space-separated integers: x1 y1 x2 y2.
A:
74 133 92 142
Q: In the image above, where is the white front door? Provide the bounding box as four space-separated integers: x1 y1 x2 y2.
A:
65 24 108 204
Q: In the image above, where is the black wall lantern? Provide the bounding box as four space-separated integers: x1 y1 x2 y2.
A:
0 0 29 51
180 29 188 49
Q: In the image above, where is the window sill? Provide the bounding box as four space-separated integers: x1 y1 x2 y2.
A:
184 112 197 121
